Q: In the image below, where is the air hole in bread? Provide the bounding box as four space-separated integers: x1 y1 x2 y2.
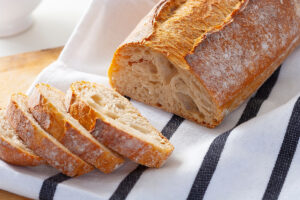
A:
191 80 211 111
130 124 148 134
128 58 144 67
105 111 119 120
156 103 162 107
159 61 178 85
213 118 218 123
91 94 104 106
148 62 158 74
121 55 131 59
116 103 126 110
149 81 160 85
174 78 187 91
176 92 200 113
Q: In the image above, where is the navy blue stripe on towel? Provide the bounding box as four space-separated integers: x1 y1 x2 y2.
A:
262 97 300 200
38 95 135 200
39 173 71 200
187 67 281 200
109 115 184 200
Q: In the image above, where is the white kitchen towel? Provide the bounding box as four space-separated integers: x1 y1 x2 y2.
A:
1 0 300 200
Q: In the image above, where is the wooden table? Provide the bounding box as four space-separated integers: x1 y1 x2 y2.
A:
0 47 62 200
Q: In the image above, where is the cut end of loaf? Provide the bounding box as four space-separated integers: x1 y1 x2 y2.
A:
109 45 223 128
67 81 174 167
109 0 300 128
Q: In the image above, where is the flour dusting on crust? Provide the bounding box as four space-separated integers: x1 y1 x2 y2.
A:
186 0 300 106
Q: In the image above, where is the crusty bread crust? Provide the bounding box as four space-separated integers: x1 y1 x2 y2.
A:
92 119 171 168
28 84 124 173
65 81 174 168
7 93 94 177
109 0 300 128
65 87 97 132
0 107 44 166
0 137 44 166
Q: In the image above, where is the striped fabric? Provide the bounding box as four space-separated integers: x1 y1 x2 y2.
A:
1 0 300 199
187 68 281 200
31 63 300 200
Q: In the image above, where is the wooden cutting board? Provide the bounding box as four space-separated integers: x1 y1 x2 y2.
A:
0 47 62 106
0 46 62 200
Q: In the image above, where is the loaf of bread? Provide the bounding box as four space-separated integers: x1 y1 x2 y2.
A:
65 81 174 168
0 107 44 166
7 93 94 177
28 84 124 173
109 0 300 128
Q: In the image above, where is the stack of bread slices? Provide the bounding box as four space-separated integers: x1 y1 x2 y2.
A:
0 81 174 177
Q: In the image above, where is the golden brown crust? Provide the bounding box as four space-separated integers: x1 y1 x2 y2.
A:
186 0 300 108
7 93 94 177
109 0 300 128
0 136 44 166
28 84 124 173
28 87 66 141
66 88 98 132
65 82 174 168
91 119 172 168
121 0 249 69
0 107 44 166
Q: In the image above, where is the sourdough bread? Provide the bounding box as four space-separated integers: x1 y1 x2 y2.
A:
28 84 124 173
0 107 44 166
7 93 94 177
66 81 174 168
109 0 300 128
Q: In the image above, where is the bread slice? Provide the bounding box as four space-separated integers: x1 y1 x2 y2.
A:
0 107 44 166
28 84 124 173
65 81 174 168
7 93 94 177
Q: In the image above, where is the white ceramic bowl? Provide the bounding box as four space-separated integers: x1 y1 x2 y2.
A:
0 0 41 37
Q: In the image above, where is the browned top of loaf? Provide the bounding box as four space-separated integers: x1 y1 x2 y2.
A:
121 0 300 108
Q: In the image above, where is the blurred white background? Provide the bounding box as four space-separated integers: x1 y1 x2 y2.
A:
0 0 91 57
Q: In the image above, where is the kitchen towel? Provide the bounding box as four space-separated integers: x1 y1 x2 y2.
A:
1 0 300 199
